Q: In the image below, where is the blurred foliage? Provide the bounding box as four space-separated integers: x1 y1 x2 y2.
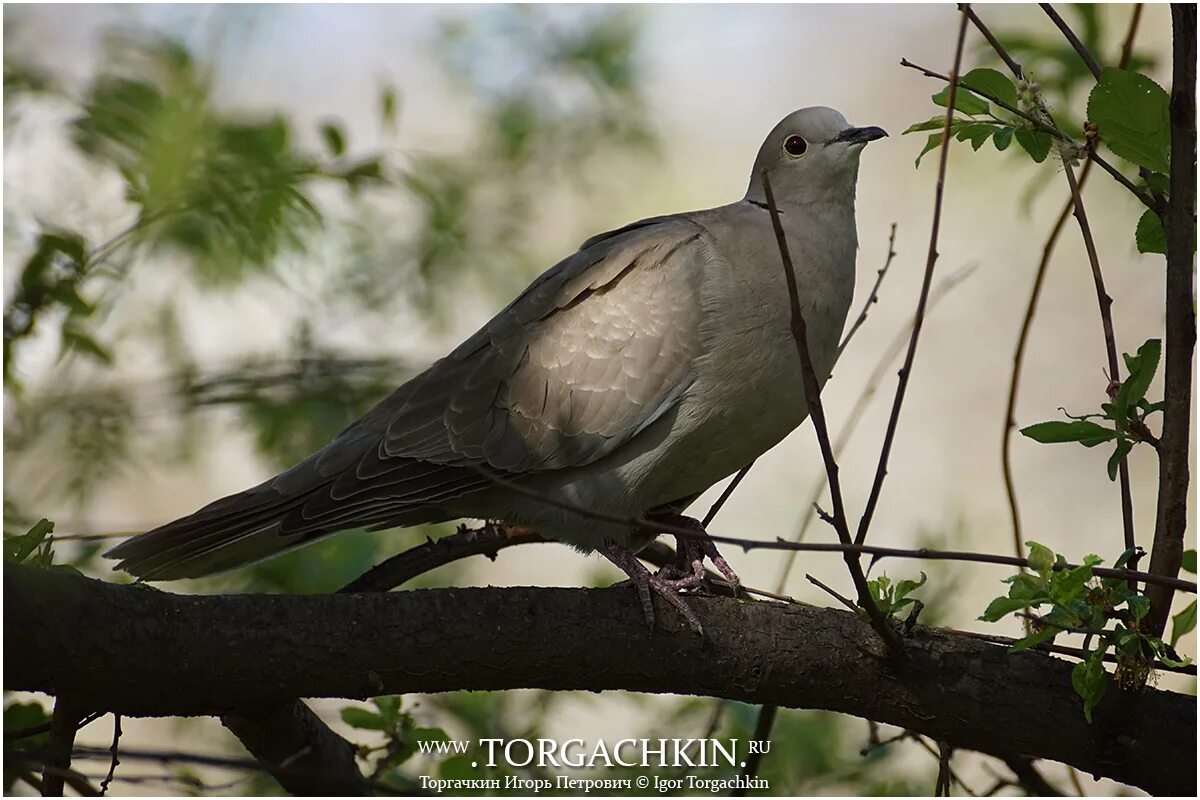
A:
980 4 1153 106
962 3 1158 209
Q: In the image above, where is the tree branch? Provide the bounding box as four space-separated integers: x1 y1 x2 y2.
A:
1039 4 1103 79
221 701 371 796
1060 158 1138 555
856 10 969 548
6 564 1193 795
41 697 83 797
1146 3 1197 637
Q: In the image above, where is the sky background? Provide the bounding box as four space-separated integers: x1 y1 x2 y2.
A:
4 3 1191 796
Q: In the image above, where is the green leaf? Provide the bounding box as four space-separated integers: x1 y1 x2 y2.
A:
413 726 450 745
340 706 387 730
1182 549 1196 574
915 132 944 168
1107 438 1133 481
960 67 1018 108
1115 339 1161 416
903 117 950 135
4 518 54 564
1126 593 1151 621
955 123 996 151
1071 657 1108 723
372 695 401 725
1004 572 1050 603
932 85 989 116
4 701 53 789
1014 128 1053 163
992 127 1014 151
380 85 400 132
438 755 477 781
1027 541 1055 577
893 572 927 603
1051 563 1095 604
1113 547 1139 569
1144 171 1170 195
980 596 1030 622
1011 625 1057 652
61 324 113 366
1135 210 1167 255
320 123 345 157
1021 420 1117 447
1170 600 1197 647
1088 68 1171 174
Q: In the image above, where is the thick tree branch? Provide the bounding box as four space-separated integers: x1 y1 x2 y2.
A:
1147 3 1197 636
221 701 370 796
6 565 1193 795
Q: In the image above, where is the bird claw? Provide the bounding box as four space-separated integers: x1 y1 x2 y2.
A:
601 515 740 635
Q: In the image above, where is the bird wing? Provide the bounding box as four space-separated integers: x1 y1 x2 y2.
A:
322 214 708 496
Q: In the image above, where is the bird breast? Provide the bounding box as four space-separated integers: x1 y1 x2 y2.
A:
636 207 857 506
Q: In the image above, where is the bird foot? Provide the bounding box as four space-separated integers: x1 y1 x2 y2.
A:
601 545 705 635
600 516 741 635
662 514 742 596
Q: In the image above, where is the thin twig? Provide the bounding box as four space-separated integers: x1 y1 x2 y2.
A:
1118 5 1144 67
960 4 1024 79
934 740 954 796
710 536 1197 593
464 459 1200 591
1039 4 1103 78
760 171 899 648
948 627 1195 676
99 714 121 796
837 223 898 359
1001 165 1093 578
732 705 776 796
702 461 755 526
1063 134 1137 558
1067 766 1088 796
855 11 970 549
1002 755 1066 796
806 573 859 613
341 523 548 593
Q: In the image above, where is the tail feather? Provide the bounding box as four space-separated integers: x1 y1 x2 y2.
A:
104 457 487 581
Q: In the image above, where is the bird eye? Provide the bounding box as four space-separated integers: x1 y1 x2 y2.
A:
783 135 808 157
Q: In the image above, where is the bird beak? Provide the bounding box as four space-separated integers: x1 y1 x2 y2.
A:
832 126 888 145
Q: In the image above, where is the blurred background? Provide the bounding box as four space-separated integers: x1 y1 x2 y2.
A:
3 3 1193 795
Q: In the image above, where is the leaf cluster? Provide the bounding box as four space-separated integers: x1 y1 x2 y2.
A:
904 51 1173 256
981 542 1195 723
1021 338 1162 481
866 571 927 619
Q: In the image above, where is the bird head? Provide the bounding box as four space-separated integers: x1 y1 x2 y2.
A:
745 106 886 209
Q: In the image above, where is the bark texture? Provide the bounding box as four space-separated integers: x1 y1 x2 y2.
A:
6 564 1194 795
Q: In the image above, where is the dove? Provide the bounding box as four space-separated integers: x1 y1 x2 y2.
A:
106 106 885 633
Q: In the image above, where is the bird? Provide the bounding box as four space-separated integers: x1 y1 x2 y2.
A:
106 106 886 633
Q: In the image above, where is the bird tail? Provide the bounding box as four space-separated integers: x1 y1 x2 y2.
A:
103 477 336 580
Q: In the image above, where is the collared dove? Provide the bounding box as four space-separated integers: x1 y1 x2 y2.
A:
107 106 885 632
